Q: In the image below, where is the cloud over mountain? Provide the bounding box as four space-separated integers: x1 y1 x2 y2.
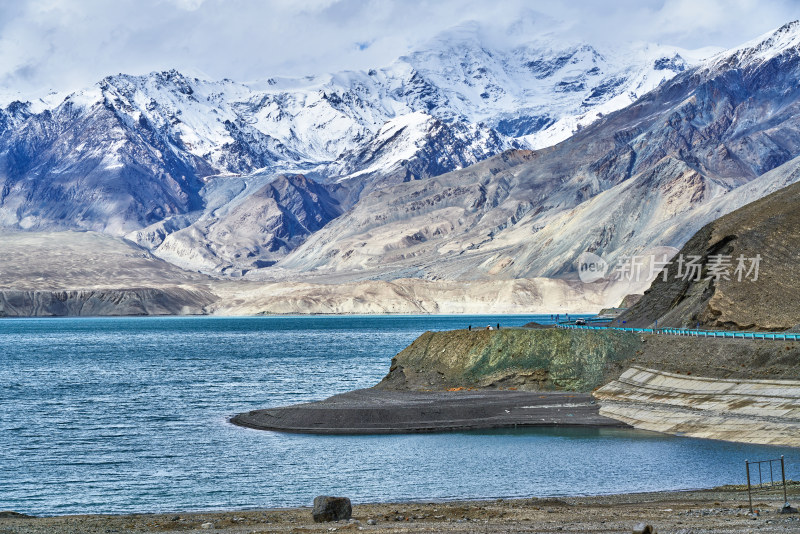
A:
1 0 797 102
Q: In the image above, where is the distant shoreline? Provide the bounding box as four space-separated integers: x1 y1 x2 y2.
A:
0 310 593 319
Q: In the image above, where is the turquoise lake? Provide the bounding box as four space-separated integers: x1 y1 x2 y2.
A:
0 315 796 516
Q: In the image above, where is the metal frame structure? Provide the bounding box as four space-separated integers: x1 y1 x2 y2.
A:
745 456 788 514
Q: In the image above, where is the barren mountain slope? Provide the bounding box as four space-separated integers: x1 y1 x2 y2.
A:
145 174 348 274
0 232 217 316
617 178 800 330
0 231 614 316
0 232 209 290
208 276 610 316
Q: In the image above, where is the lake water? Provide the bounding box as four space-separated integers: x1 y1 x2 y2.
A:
0 315 796 516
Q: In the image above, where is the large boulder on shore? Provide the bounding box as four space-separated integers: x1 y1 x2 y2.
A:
312 496 352 522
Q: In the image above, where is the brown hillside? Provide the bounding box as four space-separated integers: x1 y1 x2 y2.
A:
617 180 800 330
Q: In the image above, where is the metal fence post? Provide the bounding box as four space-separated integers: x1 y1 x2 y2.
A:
746 460 753 514
782 456 787 505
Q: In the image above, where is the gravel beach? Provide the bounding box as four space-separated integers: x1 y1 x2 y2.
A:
2 484 797 533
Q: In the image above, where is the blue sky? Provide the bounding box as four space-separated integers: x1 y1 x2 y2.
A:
0 0 798 96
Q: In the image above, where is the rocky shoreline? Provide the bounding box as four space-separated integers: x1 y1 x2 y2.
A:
1 484 797 533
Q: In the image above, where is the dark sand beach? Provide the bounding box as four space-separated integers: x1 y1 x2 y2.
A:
230 389 626 434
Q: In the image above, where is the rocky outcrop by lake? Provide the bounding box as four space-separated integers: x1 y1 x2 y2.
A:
236 326 800 445
375 327 640 392
617 179 800 331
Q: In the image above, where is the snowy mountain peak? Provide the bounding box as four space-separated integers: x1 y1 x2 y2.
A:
4 19 800 281
327 110 514 183
707 20 800 71
1 19 720 186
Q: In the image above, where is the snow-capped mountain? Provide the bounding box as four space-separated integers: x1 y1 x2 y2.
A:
327 111 513 194
395 22 717 148
273 21 800 285
5 23 705 174
0 19 718 272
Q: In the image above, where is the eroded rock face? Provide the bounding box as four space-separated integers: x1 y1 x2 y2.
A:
375 328 641 392
617 178 800 330
0 287 215 317
207 276 615 315
312 496 352 523
0 232 219 316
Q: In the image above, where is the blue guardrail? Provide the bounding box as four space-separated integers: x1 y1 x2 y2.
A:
555 323 800 341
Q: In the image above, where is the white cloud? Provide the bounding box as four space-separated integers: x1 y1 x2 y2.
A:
0 0 797 99
172 0 206 11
